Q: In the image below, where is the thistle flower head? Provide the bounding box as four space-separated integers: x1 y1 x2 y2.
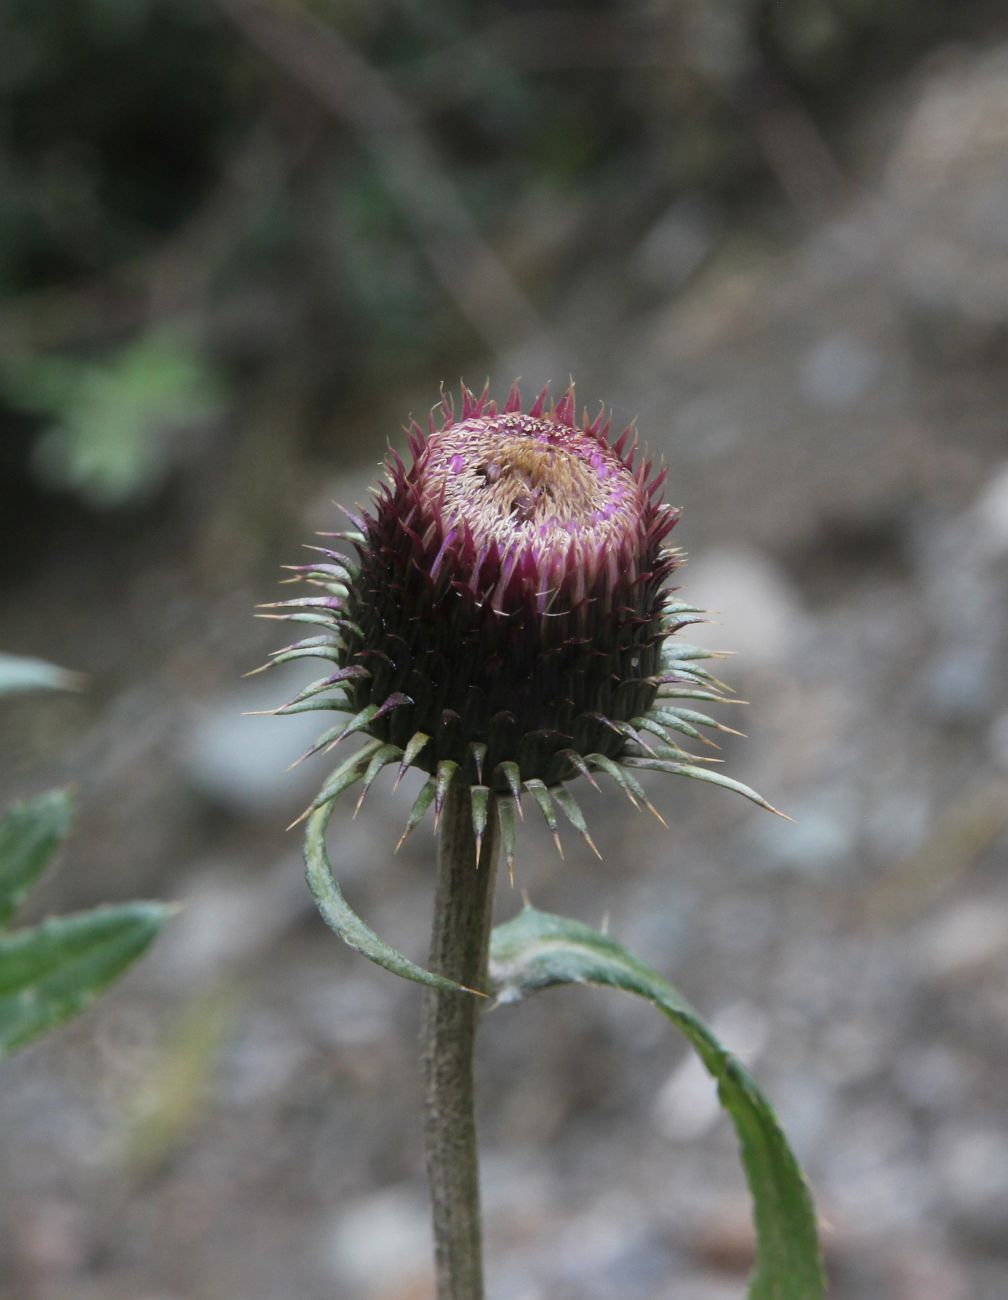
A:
260 382 780 871
418 402 649 581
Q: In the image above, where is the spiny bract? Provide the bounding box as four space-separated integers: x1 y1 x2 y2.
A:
258 382 779 874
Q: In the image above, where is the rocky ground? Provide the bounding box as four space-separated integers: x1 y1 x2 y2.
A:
2 36 1008 1300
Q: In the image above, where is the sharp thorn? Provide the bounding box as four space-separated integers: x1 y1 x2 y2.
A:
286 742 323 771
644 799 668 828
285 804 313 831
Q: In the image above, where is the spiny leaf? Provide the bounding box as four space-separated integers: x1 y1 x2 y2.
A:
283 560 353 581
246 694 351 721
272 633 342 656
0 903 170 1055
470 785 490 860
248 644 343 674
496 762 523 818
661 606 707 623
317 527 365 545
663 600 706 617
257 596 342 612
646 708 704 742
665 706 745 738
551 785 601 858
656 686 743 705
278 577 348 599
289 743 380 828
255 611 344 630
661 642 731 662
523 779 563 858
0 790 73 929
622 758 788 817
286 711 357 767
305 800 468 994
489 906 825 1300
283 667 370 711
610 719 659 758
469 741 488 783
585 753 665 824
299 546 358 575
434 760 459 830
355 744 404 816
329 702 382 749
630 714 689 755
0 654 84 697
558 748 600 791
497 797 517 882
397 777 436 851
585 753 640 807
396 731 431 788
659 661 729 690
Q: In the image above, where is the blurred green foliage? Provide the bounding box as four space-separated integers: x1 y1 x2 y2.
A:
0 0 977 511
5 331 224 506
0 0 236 293
0 652 84 696
0 789 169 1055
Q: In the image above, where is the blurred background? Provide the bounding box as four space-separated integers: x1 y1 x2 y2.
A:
2 1 1008 1297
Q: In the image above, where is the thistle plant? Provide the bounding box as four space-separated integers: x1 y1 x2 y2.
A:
259 383 824 1300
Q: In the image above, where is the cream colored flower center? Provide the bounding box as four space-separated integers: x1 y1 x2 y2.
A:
421 414 642 554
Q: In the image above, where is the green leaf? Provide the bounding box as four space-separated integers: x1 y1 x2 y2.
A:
0 653 84 697
304 798 469 995
622 757 787 818
489 907 825 1300
5 330 224 508
0 903 170 1055
0 789 73 928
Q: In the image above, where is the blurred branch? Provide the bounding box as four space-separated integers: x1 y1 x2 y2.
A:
399 12 681 111
746 84 852 220
213 0 543 358
0 125 298 354
401 8 849 222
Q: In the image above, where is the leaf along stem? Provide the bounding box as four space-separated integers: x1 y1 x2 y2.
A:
420 779 499 1300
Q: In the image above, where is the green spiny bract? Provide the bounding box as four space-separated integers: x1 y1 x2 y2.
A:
259 382 780 873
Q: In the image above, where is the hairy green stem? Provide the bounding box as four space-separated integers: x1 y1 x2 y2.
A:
420 780 499 1300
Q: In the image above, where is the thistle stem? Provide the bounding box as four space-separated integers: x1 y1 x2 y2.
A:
420 780 499 1300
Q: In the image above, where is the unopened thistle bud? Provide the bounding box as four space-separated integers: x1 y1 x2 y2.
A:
259 383 779 875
